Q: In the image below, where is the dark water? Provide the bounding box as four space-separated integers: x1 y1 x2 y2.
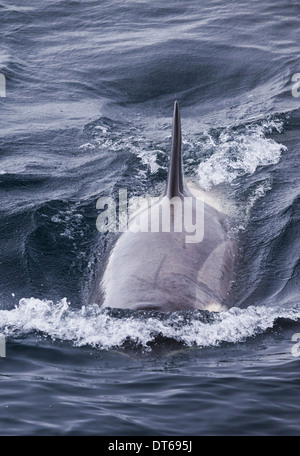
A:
0 0 300 435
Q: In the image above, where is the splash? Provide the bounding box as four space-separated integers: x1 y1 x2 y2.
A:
0 298 299 351
81 118 164 179
82 115 288 193
196 119 287 190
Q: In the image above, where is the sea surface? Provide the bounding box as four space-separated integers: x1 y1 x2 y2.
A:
0 0 299 435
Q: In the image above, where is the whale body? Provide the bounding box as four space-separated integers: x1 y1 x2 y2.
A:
90 102 236 312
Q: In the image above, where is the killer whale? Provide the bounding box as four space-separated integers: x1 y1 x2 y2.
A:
90 101 236 312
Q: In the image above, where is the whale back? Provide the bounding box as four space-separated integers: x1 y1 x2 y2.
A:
89 102 236 312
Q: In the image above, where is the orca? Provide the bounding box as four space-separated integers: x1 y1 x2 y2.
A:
90 101 236 312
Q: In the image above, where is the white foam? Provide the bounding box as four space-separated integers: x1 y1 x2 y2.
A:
197 121 287 190
0 298 299 351
136 148 160 174
81 116 287 189
78 142 96 150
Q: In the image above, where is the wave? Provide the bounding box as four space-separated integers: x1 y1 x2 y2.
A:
195 117 287 190
81 114 288 196
1 298 299 352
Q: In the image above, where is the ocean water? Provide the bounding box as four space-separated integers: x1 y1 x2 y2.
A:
0 0 299 436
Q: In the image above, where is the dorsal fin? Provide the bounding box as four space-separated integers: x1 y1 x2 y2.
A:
164 101 186 199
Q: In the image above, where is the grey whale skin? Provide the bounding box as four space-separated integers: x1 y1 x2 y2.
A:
90 102 236 312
